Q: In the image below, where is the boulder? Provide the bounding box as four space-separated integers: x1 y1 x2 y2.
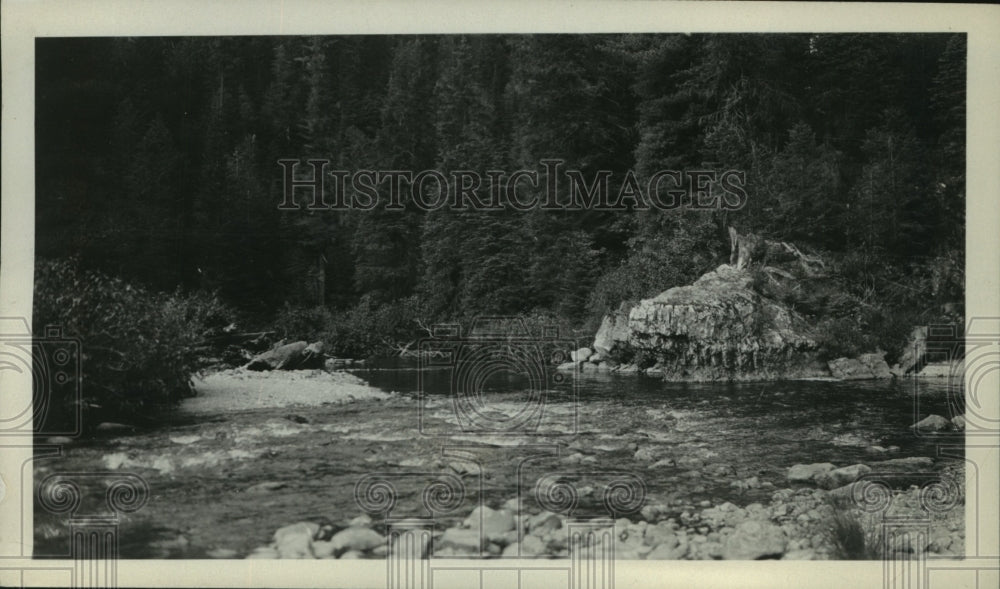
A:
868 456 934 473
247 341 308 371
438 528 485 553
330 527 385 553
273 522 320 559
722 520 787 560
828 357 875 380
593 303 634 355
526 512 562 536
787 463 836 483
616 264 826 381
952 415 966 431
858 353 893 379
911 414 951 432
463 506 515 539
814 464 872 490
570 347 593 362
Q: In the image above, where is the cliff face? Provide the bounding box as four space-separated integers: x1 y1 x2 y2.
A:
598 264 828 381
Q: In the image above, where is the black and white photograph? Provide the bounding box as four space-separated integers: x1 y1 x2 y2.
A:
2 2 998 589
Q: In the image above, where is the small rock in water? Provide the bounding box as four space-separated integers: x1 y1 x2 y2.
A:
284 414 310 424
96 422 132 433
911 414 951 432
206 548 238 559
246 481 287 494
786 463 836 483
339 550 363 559
45 436 74 445
168 434 201 445
868 456 934 472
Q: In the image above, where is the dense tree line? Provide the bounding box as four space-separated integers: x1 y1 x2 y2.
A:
36 34 965 354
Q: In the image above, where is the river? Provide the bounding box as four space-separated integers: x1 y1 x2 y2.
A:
33 362 962 559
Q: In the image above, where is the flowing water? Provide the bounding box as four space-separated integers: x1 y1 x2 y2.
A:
33 361 962 558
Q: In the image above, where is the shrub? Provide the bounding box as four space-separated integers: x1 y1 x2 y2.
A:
33 258 234 428
826 496 883 560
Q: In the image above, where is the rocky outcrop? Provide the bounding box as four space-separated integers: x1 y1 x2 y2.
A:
596 264 828 381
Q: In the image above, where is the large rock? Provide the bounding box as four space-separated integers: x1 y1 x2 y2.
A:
828 354 891 380
814 464 872 490
858 353 893 379
570 347 593 362
868 456 934 473
617 264 826 381
273 522 321 559
722 520 787 560
463 506 515 539
787 462 836 483
330 527 384 552
592 302 634 355
828 358 873 380
438 528 485 553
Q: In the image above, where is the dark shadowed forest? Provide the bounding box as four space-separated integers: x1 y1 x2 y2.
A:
34 34 965 422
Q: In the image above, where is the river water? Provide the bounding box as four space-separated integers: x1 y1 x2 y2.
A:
33 362 962 559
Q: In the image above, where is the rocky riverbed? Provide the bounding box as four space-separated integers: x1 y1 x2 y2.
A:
33 367 965 560
250 458 964 561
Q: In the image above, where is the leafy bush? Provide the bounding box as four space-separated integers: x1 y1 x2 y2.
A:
33 258 234 427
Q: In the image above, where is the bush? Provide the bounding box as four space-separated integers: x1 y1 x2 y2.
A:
826 496 883 560
33 258 234 428
271 295 426 359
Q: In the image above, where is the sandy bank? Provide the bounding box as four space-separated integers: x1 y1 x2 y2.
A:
185 367 391 414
